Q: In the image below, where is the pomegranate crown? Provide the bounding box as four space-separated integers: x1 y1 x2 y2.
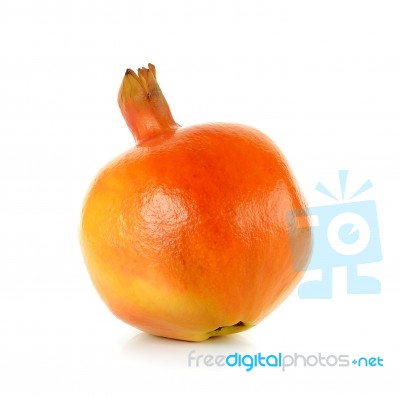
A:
118 63 178 144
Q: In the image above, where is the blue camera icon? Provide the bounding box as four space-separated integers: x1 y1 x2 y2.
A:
288 172 382 299
308 200 381 269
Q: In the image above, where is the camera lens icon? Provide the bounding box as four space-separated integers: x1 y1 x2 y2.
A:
294 200 382 270
327 212 371 256
289 200 382 298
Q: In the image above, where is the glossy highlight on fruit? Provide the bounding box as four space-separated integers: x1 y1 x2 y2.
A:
79 64 312 342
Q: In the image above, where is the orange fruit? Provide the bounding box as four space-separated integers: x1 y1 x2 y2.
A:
80 64 312 341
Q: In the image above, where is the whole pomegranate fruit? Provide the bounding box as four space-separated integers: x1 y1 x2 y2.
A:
80 64 312 341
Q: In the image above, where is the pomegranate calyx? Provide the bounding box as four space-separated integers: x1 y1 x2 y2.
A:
118 63 179 144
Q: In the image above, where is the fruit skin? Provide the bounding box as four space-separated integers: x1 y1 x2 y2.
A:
80 64 312 341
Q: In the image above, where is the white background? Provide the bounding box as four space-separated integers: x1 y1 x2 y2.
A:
1 0 399 396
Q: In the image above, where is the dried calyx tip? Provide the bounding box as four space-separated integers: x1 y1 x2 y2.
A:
124 64 155 78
